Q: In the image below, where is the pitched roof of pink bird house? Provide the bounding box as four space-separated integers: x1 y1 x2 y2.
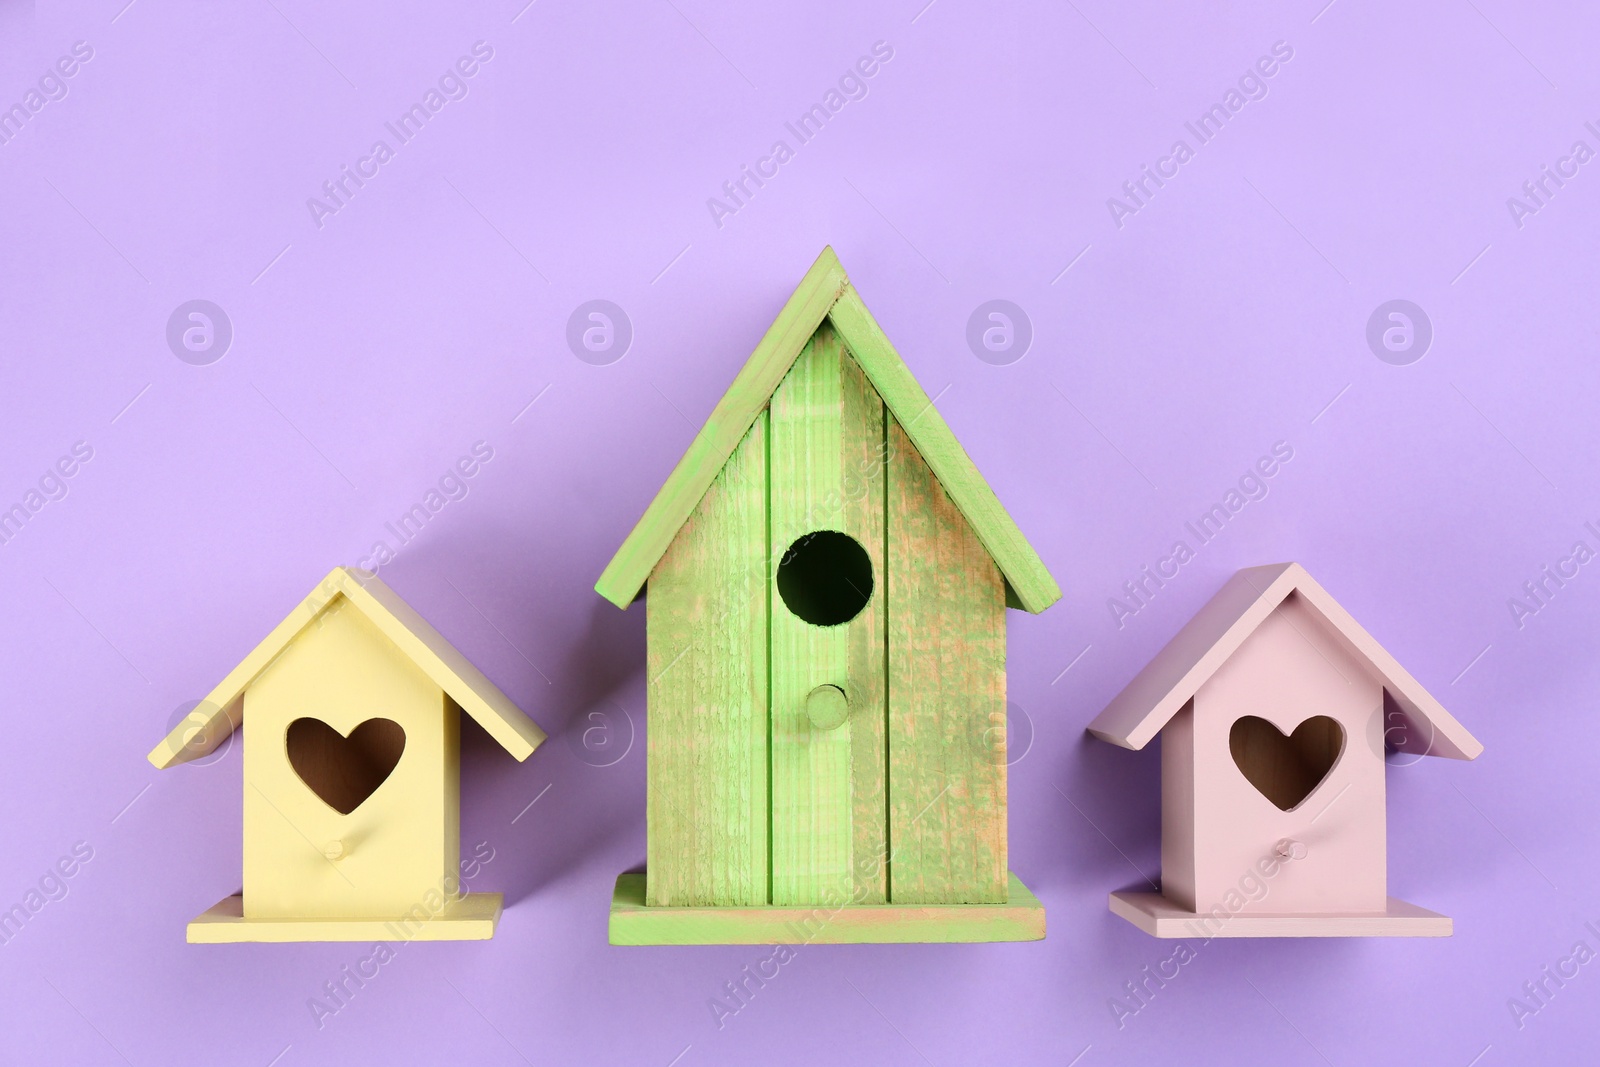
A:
1086 562 1483 760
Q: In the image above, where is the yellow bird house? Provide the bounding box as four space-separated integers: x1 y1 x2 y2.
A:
147 567 546 943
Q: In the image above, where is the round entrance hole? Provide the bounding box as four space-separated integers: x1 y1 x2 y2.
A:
777 530 873 626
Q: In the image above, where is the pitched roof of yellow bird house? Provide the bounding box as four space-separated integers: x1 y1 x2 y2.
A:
147 566 546 770
595 245 1062 614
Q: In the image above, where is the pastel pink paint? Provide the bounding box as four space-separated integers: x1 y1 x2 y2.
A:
1089 562 1483 938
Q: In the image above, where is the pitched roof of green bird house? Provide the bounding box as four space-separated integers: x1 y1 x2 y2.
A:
595 246 1062 614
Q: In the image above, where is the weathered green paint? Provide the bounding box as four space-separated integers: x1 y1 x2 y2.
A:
596 249 847 610
609 872 1045 945
768 325 887 906
827 285 1058 613
644 413 769 907
609 252 1060 942
597 246 1060 615
886 416 1008 903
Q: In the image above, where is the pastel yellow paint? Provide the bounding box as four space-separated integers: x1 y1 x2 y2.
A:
243 597 459 920
147 567 545 942
188 892 503 944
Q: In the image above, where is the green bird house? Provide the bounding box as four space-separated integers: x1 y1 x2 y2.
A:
598 247 1061 944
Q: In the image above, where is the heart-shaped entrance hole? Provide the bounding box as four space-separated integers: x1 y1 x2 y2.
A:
286 718 406 815
1228 715 1343 812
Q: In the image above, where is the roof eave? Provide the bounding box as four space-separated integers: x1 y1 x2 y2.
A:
1086 563 1482 760
147 568 546 769
595 246 1062 615
595 246 849 609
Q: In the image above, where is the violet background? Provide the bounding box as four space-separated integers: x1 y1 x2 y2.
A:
1 0 1596 1063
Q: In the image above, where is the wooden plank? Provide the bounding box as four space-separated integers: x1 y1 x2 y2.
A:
596 247 848 609
609 872 1043 945
1159 699 1198 912
1108 891 1451 938
596 248 1063 621
886 416 1008 903
645 413 769 907
769 323 887 906
841 346 889 904
188 892 503 943
828 285 1061 615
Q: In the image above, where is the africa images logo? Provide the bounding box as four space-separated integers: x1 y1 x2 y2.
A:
1105 41 1295 229
705 41 895 229
306 42 495 230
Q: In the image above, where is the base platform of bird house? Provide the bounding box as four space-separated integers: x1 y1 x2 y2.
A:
608 871 1045 945
1109 891 1452 938
186 892 504 943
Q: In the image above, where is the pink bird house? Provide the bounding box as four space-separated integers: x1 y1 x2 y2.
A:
1087 563 1483 938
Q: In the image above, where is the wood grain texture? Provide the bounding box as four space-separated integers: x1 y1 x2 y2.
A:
769 323 887 906
827 285 1061 614
886 416 1009 904
595 246 1062 618
610 872 1043 945
596 248 848 609
600 250 1072 932
645 413 769 907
